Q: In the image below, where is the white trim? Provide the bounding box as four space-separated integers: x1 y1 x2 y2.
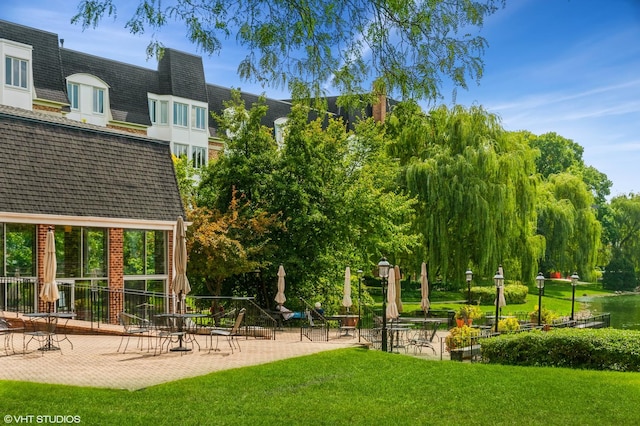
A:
0 212 185 230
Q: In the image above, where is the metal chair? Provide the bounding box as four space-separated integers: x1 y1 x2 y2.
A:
209 308 245 353
117 312 152 353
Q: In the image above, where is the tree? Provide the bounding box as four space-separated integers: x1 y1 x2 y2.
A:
608 193 640 274
387 102 540 284
72 0 505 101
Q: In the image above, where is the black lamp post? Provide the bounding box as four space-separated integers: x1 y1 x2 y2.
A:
378 257 390 352
465 269 473 304
493 270 504 333
536 272 545 326
570 272 579 320
357 269 363 343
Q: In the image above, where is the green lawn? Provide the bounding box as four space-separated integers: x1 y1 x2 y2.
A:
398 280 613 320
1 348 638 425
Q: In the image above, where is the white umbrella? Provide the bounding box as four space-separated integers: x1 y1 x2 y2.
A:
394 265 403 313
420 262 430 314
342 267 352 311
39 227 59 312
171 216 191 313
386 267 399 320
275 264 286 306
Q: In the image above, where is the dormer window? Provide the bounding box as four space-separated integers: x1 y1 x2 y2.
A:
5 56 28 89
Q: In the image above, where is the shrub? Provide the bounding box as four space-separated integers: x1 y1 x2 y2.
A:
455 304 483 321
445 325 480 352
480 328 640 372
497 317 520 332
528 306 558 324
468 284 528 305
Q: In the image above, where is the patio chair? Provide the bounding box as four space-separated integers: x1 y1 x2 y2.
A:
24 315 59 355
117 312 152 354
208 308 245 353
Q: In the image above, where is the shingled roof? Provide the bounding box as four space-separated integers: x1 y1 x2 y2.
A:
0 20 67 105
0 105 184 222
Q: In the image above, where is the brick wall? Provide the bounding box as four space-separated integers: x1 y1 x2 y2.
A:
108 228 124 324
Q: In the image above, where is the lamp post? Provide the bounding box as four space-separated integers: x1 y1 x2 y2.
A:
570 272 579 320
378 257 390 352
465 269 473 304
357 269 363 343
536 272 545 326
493 270 504 333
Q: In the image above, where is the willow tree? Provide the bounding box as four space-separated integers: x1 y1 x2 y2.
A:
386 102 539 283
537 173 601 281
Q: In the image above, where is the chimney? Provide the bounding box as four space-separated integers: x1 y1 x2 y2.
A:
60 39 64 48
372 92 386 123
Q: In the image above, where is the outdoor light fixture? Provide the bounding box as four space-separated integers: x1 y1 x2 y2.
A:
536 272 545 326
570 272 579 321
493 270 504 333
357 269 363 343
465 269 473 304
378 257 390 352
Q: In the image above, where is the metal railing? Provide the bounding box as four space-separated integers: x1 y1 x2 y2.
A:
0 277 37 314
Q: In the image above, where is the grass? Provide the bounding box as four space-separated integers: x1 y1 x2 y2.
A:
2 348 640 425
397 280 614 320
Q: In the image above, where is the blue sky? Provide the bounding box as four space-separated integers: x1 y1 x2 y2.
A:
3 0 639 197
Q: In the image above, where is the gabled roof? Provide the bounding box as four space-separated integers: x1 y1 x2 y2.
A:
0 20 67 105
0 105 184 222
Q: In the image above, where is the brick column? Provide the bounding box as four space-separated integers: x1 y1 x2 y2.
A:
36 224 53 312
108 228 124 324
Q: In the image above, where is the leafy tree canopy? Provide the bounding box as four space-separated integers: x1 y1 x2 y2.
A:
72 0 505 102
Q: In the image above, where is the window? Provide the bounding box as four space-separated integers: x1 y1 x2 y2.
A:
123 230 166 275
192 106 206 130
173 143 188 159
3 223 36 276
92 87 104 114
53 226 108 279
160 101 168 124
148 99 157 123
5 56 28 88
67 83 79 110
192 146 206 168
173 102 188 127
149 99 168 124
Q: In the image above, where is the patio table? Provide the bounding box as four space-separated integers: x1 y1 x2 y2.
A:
155 313 206 352
24 312 75 352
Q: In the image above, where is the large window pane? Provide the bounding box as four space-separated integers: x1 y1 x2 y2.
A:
5 224 36 276
146 231 166 275
123 230 144 275
83 228 107 277
56 226 81 278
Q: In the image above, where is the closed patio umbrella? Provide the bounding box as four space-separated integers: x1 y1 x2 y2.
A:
420 262 430 315
394 265 403 313
386 267 399 320
39 227 59 312
275 265 286 306
342 267 352 312
171 216 191 313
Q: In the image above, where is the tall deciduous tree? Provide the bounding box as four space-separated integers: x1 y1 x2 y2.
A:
72 0 505 101
608 193 640 273
386 102 540 284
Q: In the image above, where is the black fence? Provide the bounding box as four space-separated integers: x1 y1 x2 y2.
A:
0 277 37 313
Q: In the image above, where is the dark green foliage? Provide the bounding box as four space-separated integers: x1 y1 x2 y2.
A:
481 328 640 372
603 254 637 291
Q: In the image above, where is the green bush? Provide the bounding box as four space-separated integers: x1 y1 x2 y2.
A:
480 328 640 372
468 284 528 305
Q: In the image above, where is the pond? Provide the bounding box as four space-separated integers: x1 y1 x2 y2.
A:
579 293 640 330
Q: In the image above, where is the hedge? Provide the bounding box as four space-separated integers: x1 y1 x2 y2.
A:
468 284 528 305
480 328 640 372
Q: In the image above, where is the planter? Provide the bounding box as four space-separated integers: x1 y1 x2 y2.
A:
456 319 465 328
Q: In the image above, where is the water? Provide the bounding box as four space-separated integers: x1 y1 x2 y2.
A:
579 294 640 330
